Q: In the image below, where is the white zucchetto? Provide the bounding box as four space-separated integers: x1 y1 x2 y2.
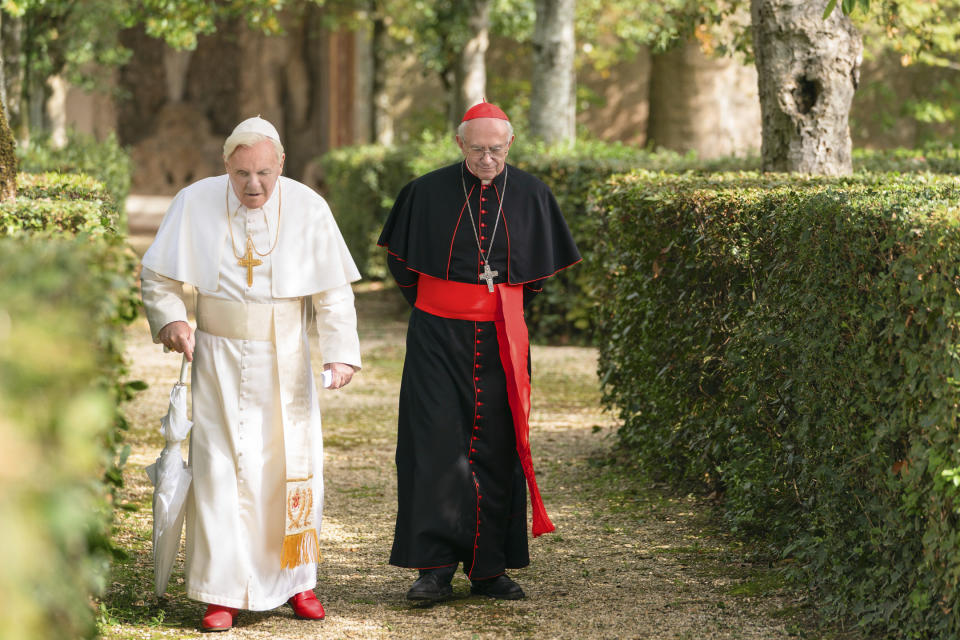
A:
231 116 281 142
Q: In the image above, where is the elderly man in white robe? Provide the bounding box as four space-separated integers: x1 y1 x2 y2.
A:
140 116 362 632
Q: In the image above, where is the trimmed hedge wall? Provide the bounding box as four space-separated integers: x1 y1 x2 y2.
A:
320 139 752 343
0 170 139 639
593 170 960 637
16 132 132 219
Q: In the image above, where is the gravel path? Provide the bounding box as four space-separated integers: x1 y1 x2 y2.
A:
101 282 817 640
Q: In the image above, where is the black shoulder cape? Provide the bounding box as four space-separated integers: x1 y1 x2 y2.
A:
377 161 581 284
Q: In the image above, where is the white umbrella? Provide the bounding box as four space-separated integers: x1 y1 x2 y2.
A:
145 355 193 597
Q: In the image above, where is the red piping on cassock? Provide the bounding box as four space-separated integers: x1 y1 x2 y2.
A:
415 274 555 537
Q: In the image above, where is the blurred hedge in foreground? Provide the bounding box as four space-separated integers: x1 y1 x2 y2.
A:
320 138 754 343
593 170 960 638
0 167 140 639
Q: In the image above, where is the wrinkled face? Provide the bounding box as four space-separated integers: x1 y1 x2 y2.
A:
457 118 514 181
225 140 284 209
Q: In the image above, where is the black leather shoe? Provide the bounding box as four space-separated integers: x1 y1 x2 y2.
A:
470 574 525 600
406 572 453 601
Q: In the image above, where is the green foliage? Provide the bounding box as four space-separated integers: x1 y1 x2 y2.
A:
854 145 960 174
0 172 120 236
576 0 751 67
16 133 131 219
0 169 140 639
0 235 139 640
3 0 131 100
321 143 423 281
320 138 754 344
593 170 960 637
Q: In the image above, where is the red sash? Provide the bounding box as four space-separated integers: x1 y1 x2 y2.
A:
415 274 554 537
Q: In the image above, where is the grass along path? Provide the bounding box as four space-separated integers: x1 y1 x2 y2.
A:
100 283 831 639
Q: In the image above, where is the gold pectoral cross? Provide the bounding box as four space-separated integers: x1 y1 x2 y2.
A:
238 237 263 286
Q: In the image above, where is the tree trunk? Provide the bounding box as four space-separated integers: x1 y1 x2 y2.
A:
0 10 12 200
46 74 68 149
751 0 862 175
0 97 17 201
647 40 761 159
370 6 394 145
2 13 25 141
530 0 576 144
0 9 6 121
459 0 491 117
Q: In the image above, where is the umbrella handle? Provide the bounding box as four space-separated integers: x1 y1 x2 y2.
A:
178 354 190 385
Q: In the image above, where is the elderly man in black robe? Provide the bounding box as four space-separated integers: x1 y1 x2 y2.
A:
377 101 581 601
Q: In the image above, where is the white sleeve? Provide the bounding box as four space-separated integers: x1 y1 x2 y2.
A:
312 283 362 369
140 267 189 343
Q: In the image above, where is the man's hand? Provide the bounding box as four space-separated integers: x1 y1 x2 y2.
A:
158 321 195 362
324 362 354 390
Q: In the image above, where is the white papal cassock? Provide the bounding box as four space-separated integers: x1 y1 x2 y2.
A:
140 174 361 610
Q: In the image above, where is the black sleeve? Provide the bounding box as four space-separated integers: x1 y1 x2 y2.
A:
387 252 419 306
523 279 545 307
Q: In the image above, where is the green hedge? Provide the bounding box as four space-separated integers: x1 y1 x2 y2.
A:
0 165 139 638
854 145 960 175
593 170 960 637
16 132 132 219
320 138 754 343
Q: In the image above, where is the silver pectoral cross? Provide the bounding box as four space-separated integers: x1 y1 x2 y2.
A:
480 262 498 293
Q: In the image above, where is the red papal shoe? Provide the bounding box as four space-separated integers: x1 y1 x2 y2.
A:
200 604 238 632
288 590 326 620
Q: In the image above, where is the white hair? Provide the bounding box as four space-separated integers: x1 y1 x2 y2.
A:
223 132 284 162
457 118 514 141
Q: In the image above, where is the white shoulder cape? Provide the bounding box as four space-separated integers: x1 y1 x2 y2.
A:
142 175 361 297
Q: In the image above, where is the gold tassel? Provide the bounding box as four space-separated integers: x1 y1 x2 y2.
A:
280 529 321 569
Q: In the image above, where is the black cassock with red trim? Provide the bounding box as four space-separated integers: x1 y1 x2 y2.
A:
377 161 580 579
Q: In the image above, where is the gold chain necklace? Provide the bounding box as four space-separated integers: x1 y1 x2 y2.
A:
225 180 283 286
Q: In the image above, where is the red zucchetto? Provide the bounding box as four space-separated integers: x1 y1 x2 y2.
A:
461 101 510 122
